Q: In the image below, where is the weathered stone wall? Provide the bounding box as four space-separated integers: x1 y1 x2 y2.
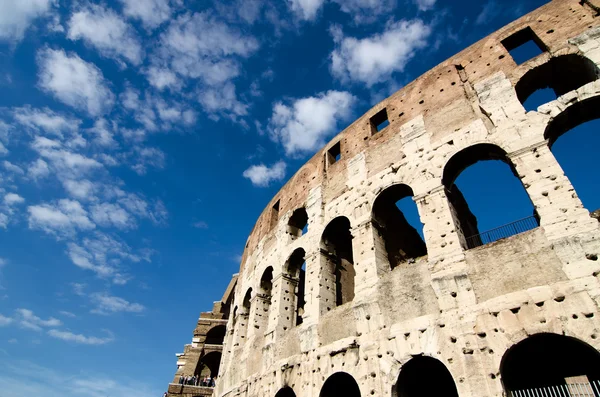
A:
170 1 600 396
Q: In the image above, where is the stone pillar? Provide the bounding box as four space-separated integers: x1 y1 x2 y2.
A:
302 249 333 324
508 141 598 240
265 272 298 341
232 310 249 348
414 186 465 264
247 293 269 340
352 220 382 303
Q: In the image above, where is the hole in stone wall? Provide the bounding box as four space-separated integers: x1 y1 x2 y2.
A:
288 207 309 241
320 372 361 397
545 96 600 212
372 184 427 270
394 356 459 397
321 217 355 307
442 144 539 250
326 141 342 166
286 248 306 326
370 108 390 134
270 200 280 231
501 27 547 65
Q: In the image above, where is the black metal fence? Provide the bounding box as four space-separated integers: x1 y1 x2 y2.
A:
465 215 540 249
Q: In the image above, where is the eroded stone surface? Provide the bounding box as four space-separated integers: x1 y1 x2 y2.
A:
167 1 600 396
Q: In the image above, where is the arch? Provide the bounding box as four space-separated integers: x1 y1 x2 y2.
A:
321 217 355 306
260 267 274 296
545 95 600 148
394 356 458 397
195 351 222 380
286 248 306 326
205 325 226 345
242 288 252 311
319 372 361 397
500 333 600 393
371 184 427 269
288 207 309 240
275 386 296 397
515 54 599 111
442 143 539 249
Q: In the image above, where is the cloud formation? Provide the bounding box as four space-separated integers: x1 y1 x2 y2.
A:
243 161 287 187
119 0 171 29
0 0 56 41
48 329 114 345
37 48 115 116
268 90 356 156
330 19 431 87
67 4 143 66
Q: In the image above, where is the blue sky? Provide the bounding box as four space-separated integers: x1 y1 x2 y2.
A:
0 0 598 396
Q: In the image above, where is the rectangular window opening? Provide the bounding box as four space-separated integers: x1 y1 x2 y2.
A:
269 199 280 230
501 27 547 65
326 141 341 166
370 108 390 134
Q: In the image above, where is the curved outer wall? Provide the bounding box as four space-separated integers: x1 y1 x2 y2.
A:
169 1 600 396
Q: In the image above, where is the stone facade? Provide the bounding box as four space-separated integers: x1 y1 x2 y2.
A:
167 1 600 396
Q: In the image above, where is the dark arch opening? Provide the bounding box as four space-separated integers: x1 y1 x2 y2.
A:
516 54 599 112
275 386 296 397
288 207 309 241
205 325 226 345
195 351 222 381
260 267 273 296
372 184 427 269
286 248 306 326
321 217 355 306
320 372 361 397
544 96 600 213
442 144 539 249
500 333 600 392
395 356 458 397
242 288 252 311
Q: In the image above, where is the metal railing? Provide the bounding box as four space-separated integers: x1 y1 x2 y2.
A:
465 215 540 249
509 380 600 397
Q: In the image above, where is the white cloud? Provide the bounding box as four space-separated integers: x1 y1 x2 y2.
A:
288 0 325 20
268 90 356 156
414 0 436 11
192 221 208 229
12 107 80 137
90 293 145 315
199 82 248 121
32 136 102 180
87 119 118 148
62 179 96 200
145 66 179 90
90 203 135 229
48 329 114 345
28 199 95 237
58 311 76 318
37 48 115 116
67 4 143 66
331 0 396 23
28 159 50 179
15 308 61 331
4 193 24 205
0 141 7 156
119 0 171 29
0 314 12 327
3 160 24 175
330 19 431 87
243 161 286 187
476 0 500 25
131 147 165 175
0 0 56 41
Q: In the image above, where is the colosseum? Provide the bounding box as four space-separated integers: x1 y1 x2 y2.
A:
166 1 600 396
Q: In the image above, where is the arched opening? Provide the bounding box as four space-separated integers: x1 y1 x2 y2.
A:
500 333 600 394
195 351 222 384
442 144 539 250
395 356 458 397
544 96 600 213
205 325 226 345
321 217 355 307
288 207 309 241
286 248 306 326
233 288 252 345
320 372 361 397
255 267 273 330
275 386 296 397
372 184 427 269
516 54 599 111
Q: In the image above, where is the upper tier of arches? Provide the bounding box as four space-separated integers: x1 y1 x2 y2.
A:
237 0 597 272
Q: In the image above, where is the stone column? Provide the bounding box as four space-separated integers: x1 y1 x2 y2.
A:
247 293 269 340
414 186 465 265
508 141 597 241
302 248 333 324
232 310 249 348
352 220 382 303
265 272 298 341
